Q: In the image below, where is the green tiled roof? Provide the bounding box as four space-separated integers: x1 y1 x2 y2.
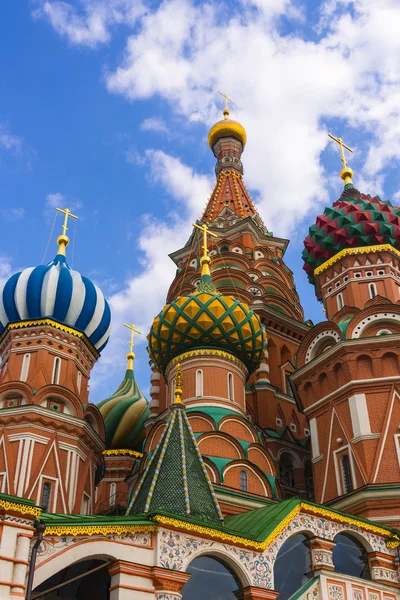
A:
127 401 223 524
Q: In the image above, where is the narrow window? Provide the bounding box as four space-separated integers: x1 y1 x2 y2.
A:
77 370 82 393
341 454 353 493
337 293 344 311
20 353 30 382
109 482 116 506
228 373 234 401
196 369 203 397
41 482 52 512
239 470 248 492
52 357 61 385
369 283 377 299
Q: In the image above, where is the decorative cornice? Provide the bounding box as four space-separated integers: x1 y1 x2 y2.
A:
2 319 99 358
152 502 395 550
168 348 248 372
103 449 143 458
44 524 156 537
314 244 400 277
0 498 41 519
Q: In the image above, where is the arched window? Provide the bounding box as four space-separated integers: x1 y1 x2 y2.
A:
109 482 116 506
77 370 82 392
337 293 344 311
341 454 353 493
279 453 294 489
41 482 52 512
182 556 240 599
227 373 234 401
369 283 377 299
220 246 229 253
239 470 248 492
52 357 61 385
20 353 30 382
332 533 370 579
196 370 203 398
274 534 311 600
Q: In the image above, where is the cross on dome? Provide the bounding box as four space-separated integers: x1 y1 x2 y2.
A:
218 90 234 119
56 206 78 256
328 133 354 185
124 323 142 369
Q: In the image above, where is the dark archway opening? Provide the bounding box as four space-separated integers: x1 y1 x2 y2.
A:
274 534 311 600
32 559 111 599
182 555 241 600
332 533 371 579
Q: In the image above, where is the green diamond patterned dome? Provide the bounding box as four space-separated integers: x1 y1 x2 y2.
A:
303 184 400 283
148 272 265 375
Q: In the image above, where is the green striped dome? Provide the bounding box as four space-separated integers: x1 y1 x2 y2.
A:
148 272 265 374
98 368 150 452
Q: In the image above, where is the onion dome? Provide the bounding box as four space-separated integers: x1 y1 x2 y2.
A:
0 209 111 352
148 229 265 374
302 184 400 283
208 106 247 149
98 330 150 452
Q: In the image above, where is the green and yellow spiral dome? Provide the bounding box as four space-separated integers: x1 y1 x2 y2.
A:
148 261 265 374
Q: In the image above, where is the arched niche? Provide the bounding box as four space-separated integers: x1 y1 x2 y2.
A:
33 558 111 599
274 533 311 600
182 554 241 599
332 533 371 579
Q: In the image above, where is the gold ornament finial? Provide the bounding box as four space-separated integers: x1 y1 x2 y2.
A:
174 364 184 404
124 323 142 370
328 133 354 185
55 207 78 257
192 222 218 277
218 91 234 119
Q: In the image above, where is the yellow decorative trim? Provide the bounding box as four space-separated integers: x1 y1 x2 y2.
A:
300 502 392 537
168 348 247 371
103 449 143 458
0 498 41 519
3 319 99 357
152 502 396 551
44 524 156 537
314 244 400 277
152 514 268 550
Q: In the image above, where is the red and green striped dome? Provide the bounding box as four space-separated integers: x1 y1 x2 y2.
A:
303 184 400 283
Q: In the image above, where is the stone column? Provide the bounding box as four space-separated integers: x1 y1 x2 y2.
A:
235 587 279 600
369 552 399 587
108 561 155 600
10 533 30 597
152 566 191 600
309 537 335 573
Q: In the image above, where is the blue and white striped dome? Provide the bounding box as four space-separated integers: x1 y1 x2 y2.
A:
0 253 111 353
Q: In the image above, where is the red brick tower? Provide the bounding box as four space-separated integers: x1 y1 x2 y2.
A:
0 208 110 514
293 138 400 526
148 107 312 502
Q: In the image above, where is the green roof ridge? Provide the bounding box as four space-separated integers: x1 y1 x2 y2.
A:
288 577 319 600
127 401 223 524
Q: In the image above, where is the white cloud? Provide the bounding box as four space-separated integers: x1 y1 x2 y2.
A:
0 256 13 289
33 0 147 48
140 117 170 134
90 150 212 395
0 208 25 221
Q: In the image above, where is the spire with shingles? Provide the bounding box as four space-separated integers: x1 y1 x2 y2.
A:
126 365 223 524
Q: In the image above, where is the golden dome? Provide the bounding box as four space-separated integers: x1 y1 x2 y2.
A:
208 109 247 149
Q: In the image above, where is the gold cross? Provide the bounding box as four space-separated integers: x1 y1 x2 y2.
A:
56 207 78 237
124 323 142 354
328 133 353 170
192 222 218 260
218 91 234 116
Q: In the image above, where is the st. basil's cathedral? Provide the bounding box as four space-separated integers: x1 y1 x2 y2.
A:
0 105 400 600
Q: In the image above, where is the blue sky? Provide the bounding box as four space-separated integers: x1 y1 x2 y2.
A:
1 0 400 401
